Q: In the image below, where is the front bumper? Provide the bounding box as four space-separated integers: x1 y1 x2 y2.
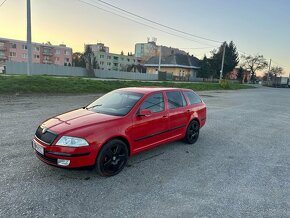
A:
32 137 96 168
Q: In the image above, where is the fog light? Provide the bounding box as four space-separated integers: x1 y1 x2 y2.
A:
57 159 70 166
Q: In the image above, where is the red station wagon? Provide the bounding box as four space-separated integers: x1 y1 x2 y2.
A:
32 87 206 176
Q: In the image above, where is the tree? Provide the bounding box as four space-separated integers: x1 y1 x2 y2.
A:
72 52 86 68
198 55 218 79
237 66 244 83
199 41 239 79
271 66 283 77
211 41 239 78
241 54 268 82
83 46 97 77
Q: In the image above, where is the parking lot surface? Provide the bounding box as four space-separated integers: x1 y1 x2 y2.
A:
1 87 290 217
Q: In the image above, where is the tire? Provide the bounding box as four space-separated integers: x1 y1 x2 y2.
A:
96 139 129 177
184 120 200 144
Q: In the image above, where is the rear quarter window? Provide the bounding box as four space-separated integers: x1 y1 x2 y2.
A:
183 91 202 105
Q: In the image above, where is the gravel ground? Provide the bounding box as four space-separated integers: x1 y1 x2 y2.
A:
0 87 290 218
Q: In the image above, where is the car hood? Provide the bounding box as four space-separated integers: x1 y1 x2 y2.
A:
42 108 121 134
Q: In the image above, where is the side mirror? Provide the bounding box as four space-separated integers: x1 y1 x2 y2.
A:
138 109 152 117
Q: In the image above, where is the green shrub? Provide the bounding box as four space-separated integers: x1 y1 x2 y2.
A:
220 80 230 89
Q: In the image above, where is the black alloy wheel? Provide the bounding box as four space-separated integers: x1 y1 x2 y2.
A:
184 120 200 144
96 139 128 177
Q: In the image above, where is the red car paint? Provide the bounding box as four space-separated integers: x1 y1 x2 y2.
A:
33 87 206 168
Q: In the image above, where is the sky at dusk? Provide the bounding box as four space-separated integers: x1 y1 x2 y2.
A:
0 0 289 75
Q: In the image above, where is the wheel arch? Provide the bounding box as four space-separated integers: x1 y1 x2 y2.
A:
101 136 131 157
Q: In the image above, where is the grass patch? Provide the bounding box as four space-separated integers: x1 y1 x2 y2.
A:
0 75 253 94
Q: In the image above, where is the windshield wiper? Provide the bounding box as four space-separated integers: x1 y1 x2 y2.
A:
86 104 102 110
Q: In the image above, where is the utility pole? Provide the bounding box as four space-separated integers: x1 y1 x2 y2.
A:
219 42 226 82
27 0 32 76
267 59 271 85
158 45 162 73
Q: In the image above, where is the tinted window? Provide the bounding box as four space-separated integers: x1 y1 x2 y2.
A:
184 91 202 105
140 93 164 113
86 91 143 116
166 91 186 109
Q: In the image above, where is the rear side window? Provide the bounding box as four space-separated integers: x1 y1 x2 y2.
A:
166 91 186 109
140 93 164 113
184 91 202 105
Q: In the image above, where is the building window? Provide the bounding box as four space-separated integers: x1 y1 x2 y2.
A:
100 61 104 65
55 57 60 61
9 52 16 57
107 62 111 66
22 44 27 50
100 55 105 59
43 48 51 54
127 59 130 62
34 46 40 52
114 63 118 67
33 54 40 59
66 58 70 62
64 50 70 55
11 43 17 49
22 53 28 59
107 56 111 59
55 49 60 55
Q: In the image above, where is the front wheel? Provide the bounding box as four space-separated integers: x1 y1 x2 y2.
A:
184 120 200 144
96 139 129 177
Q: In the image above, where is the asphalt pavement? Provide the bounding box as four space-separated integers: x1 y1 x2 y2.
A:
0 87 290 218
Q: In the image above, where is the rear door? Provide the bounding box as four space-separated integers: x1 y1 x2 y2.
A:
130 92 169 153
165 91 189 138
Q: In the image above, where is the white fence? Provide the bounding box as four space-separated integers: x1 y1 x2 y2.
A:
5 61 158 81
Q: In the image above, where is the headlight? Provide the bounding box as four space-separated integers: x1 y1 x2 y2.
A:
56 136 89 147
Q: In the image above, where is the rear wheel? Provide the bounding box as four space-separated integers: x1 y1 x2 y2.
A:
184 120 200 144
96 139 128 177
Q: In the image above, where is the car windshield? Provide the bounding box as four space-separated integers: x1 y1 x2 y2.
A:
86 91 143 116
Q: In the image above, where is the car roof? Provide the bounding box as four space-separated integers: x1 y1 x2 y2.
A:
117 87 193 94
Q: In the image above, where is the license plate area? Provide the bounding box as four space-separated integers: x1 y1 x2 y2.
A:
32 140 44 155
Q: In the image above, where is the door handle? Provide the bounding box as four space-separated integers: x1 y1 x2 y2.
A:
163 115 168 118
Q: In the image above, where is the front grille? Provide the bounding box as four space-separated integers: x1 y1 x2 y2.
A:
35 126 58 145
36 151 58 164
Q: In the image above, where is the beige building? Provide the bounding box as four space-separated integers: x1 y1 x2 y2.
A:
144 54 200 80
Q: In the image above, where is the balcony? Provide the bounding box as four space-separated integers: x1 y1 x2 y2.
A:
42 60 53 64
0 55 7 60
42 51 53 56
0 46 6 51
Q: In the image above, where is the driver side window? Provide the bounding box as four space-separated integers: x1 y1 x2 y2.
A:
140 93 164 113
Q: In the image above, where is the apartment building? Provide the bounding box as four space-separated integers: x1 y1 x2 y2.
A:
0 37 72 67
86 43 141 71
135 39 187 62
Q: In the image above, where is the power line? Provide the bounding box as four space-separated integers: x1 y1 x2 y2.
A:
80 0 288 70
271 59 290 69
0 0 7 7
79 0 219 48
93 0 222 44
179 46 216 50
